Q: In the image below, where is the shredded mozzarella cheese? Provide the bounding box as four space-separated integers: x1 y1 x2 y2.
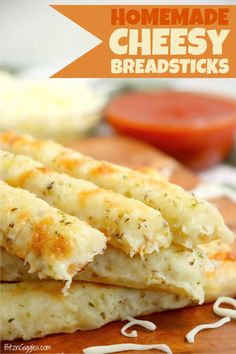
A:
120 316 156 338
213 297 236 319
186 316 231 344
191 182 236 204
159 166 175 180
83 343 172 354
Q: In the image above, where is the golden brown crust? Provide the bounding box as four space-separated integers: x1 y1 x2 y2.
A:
32 221 72 259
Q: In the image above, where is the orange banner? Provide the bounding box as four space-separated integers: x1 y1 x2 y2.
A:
50 5 236 78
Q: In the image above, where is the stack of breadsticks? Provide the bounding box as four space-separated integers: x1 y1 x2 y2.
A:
0 132 235 341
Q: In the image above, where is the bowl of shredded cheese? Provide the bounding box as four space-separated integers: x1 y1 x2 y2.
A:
0 72 105 141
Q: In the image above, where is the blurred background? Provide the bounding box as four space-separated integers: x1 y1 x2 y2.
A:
1 0 236 198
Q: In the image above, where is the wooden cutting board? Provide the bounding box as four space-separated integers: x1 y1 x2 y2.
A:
1 136 236 354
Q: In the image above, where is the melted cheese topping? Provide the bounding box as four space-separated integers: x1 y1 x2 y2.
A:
186 316 231 344
0 181 106 283
83 343 172 354
213 297 236 319
0 149 172 257
0 131 234 248
120 316 156 337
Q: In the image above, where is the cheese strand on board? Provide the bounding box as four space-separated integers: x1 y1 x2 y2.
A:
0 181 106 283
120 316 156 338
186 316 231 344
0 132 233 248
0 150 172 256
213 297 236 319
83 343 172 354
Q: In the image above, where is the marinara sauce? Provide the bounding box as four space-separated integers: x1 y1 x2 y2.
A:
106 91 236 170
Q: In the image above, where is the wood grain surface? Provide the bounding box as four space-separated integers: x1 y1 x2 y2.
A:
1 135 236 354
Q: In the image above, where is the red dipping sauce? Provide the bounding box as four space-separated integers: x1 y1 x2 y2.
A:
106 91 236 170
